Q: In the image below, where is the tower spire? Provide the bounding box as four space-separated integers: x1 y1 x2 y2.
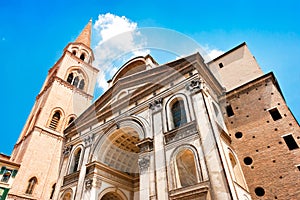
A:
75 19 92 48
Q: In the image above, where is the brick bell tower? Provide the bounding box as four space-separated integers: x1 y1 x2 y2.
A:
8 20 99 199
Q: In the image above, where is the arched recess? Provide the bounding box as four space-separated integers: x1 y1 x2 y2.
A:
165 93 192 131
68 145 84 174
169 145 202 189
91 117 146 175
47 108 65 132
65 114 77 128
60 188 73 200
65 66 89 92
98 187 128 200
25 176 38 195
228 148 247 189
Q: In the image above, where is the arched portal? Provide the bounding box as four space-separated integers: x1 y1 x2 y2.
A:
101 192 124 200
100 126 141 175
91 119 146 200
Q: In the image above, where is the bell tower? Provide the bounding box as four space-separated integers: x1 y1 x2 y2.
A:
8 20 99 199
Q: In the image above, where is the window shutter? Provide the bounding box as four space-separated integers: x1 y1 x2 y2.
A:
12 170 18 178
0 166 6 175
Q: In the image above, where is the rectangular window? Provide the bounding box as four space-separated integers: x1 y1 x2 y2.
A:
219 63 224 68
226 105 234 117
269 108 282 121
283 134 299 150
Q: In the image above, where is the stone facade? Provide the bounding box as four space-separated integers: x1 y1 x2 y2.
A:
54 52 251 200
4 21 300 200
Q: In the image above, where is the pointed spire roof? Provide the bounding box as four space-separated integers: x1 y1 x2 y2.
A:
75 19 92 48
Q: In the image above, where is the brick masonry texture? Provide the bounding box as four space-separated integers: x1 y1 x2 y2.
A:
222 76 300 200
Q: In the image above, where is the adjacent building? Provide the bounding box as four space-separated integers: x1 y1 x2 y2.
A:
0 154 20 200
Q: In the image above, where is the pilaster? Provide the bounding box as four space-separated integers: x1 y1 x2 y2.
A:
149 98 169 200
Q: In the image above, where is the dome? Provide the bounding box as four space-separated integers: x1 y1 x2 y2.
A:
110 55 158 85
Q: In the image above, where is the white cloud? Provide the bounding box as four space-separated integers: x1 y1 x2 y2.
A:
93 13 150 91
202 45 224 62
207 49 224 60
92 14 225 92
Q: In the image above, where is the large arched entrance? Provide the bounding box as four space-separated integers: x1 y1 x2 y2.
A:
101 192 124 200
91 121 146 200
100 126 140 175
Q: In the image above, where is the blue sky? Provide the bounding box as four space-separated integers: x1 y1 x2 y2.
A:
1 0 299 155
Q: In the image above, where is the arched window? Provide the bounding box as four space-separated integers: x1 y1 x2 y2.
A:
72 76 79 87
66 69 87 91
62 192 72 200
229 152 247 188
78 79 85 90
50 183 56 199
72 50 76 56
80 53 85 61
25 177 37 194
70 148 82 173
49 111 61 130
175 149 197 187
171 100 187 128
67 73 74 84
68 117 75 125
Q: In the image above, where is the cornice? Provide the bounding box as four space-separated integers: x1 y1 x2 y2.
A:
65 53 225 135
36 76 93 101
66 50 99 73
65 59 197 134
220 72 281 101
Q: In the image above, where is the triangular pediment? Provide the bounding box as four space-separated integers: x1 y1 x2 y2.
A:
64 52 223 135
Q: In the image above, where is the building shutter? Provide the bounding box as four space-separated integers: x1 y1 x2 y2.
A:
0 167 6 175
12 170 18 178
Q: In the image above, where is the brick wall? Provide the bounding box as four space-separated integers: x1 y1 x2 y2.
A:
221 74 300 199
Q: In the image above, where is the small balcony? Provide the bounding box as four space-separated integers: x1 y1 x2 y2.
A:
62 171 80 186
169 181 210 200
164 121 198 144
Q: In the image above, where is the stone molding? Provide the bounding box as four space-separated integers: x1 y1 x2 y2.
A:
137 138 153 153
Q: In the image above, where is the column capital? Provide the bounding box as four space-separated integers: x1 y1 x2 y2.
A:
149 98 163 112
186 79 209 95
63 145 72 156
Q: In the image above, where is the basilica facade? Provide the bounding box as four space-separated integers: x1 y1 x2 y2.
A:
2 20 299 200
